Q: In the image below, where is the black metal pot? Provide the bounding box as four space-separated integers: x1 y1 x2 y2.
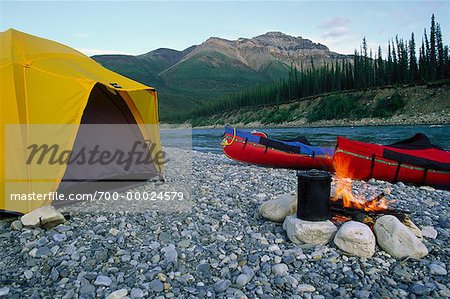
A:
296 170 332 221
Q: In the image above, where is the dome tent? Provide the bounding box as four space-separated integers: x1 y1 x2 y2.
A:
0 29 163 214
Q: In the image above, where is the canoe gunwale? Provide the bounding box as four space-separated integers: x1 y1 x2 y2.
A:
335 149 450 175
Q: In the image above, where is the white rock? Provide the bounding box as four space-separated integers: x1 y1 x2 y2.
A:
24 270 34 279
334 221 376 258
10 220 23 230
20 206 65 228
297 284 316 292
28 248 37 257
421 226 438 239
261 255 270 263
420 186 435 191
109 228 119 236
272 263 289 276
106 289 128 299
374 215 428 259
283 215 337 245
259 194 297 222
268 244 280 252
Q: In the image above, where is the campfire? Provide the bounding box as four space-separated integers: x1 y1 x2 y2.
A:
330 179 410 226
326 159 411 226
262 169 428 260
296 170 410 226
260 169 429 259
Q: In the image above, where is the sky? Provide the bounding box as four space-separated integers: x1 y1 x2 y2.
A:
0 1 449 56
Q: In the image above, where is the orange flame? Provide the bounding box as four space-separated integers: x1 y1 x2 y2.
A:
332 178 395 212
332 153 395 213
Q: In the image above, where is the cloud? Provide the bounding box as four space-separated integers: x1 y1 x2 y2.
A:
76 48 138 56
318 17 351 29
318 17 352 41
322 27 351 39
71 33 90 38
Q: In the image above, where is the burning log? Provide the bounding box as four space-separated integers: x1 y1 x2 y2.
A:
331 192 411 223
331 201 409 223
331 206 374 225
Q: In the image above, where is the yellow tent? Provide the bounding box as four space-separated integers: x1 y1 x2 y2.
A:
1 29 163 214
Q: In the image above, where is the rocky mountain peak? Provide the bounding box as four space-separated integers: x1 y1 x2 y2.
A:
253 32 329 51
183 31 346 72
259 31 295 38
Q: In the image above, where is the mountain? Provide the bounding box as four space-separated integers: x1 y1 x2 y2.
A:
92 32 352 120
92 54 164 86
139 46 196 73
178 32 347 73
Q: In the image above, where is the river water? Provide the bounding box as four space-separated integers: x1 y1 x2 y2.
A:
161 125 450 154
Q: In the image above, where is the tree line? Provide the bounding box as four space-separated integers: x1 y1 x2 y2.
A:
189 14 449 119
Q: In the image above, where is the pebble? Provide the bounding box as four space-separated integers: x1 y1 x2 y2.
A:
52 233 66 242
272 263 288 276
23 270 34 280
149 279 164 292
109 228 119 236
261 255 270 263
94 275 112 286
355 290 371 298
10 220 23 230
0 287 9 297
215 279 231 293
161 244 178 264
429 264 447 275
130 288 144 298
421 226 438 239
106 289 128 299
410 284 432 295
35 246 52 258
235 274 250 287
96 216 107 223
178 239 190 248
297 284 315 292
79 283 96 295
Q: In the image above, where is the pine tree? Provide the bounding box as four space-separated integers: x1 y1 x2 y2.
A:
436 22 444 79
419 38 426 81
409 32 418 82
376 46 385 85
392 40 399 83
430 14 437 79
387 41 393 85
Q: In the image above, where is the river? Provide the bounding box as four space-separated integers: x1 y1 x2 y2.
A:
160 125 450 154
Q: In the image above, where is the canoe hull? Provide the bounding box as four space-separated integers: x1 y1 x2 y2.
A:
334 136 450 188
222 132 334 171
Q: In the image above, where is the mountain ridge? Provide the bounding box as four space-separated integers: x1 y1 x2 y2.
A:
92 32 352 120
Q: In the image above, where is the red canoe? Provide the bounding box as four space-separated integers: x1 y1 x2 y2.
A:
333 134 450 188
222 126 334 171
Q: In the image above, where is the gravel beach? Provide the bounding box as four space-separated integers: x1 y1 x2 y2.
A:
0 148 449 298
